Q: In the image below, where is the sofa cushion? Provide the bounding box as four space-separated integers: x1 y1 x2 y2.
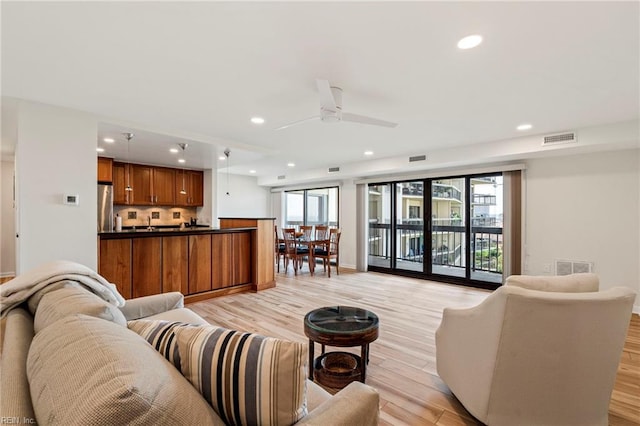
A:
32 281 127 333
175 323 308 426
26 314 223 426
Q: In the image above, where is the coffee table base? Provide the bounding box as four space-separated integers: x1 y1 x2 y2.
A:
314 352 362 389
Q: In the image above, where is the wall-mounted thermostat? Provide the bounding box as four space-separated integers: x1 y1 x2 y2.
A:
63 194 79 205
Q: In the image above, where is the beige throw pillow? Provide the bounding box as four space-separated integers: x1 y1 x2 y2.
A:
175 324 308 426
27 314 222 425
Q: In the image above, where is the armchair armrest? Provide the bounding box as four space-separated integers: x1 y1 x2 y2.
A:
435 289 509 421
296 381 379 425
119 292 184 321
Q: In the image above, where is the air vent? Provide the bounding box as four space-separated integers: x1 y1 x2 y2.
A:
542 132 577 146
555 259 593 275
328 166 340 173
277 175 286 180
409 155 427 162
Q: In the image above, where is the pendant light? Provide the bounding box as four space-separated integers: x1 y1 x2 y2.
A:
224 148 231 195
178 143 188 195
124 132 134 191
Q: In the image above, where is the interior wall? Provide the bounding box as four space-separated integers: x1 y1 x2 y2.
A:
339 181 357 269
15 101 98 273
524 148 639 305
217 173 269 218
0 159 16 276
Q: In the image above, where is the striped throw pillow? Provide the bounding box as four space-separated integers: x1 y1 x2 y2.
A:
174 324 308 426
127 320 187 369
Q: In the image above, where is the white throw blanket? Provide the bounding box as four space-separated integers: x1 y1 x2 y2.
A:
0 260 125 318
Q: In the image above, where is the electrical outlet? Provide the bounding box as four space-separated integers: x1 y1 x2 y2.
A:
152 211 160 219
173 212 181 219
128 211 137 219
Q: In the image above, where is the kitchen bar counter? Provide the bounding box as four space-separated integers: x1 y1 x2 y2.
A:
99 226 255 239
98 219 275 302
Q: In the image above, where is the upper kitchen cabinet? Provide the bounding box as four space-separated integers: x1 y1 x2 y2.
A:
97 157 113 183
112 162 131 205
130 165 176 206
175 170 204 207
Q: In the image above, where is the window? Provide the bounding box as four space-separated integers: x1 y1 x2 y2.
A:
285 186 339 228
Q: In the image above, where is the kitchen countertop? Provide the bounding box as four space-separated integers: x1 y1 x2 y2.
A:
99 226 257 239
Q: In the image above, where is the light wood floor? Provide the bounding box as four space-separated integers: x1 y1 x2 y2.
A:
187 268 640 426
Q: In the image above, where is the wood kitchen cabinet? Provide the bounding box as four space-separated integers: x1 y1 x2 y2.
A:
132 237 162 298
99 238 132 299
130 165 176 206
112 162 131 205
212 232 251 289
176 170 204 207
97 157 113 183
162 236 188 295
188 234 212 294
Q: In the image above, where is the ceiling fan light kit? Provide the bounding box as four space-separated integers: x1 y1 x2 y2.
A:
276 79 398 130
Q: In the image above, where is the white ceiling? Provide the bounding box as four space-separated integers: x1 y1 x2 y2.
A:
2 1 638 184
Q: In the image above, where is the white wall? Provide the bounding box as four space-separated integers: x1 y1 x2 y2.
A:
0 160 16 276
15 101 98 273
216 173 269 218
524 149 639 304
339 181 357 269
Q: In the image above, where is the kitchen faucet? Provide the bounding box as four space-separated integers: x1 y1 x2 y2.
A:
147 216 152 230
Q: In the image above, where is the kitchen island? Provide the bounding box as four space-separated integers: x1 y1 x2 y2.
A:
98 218 275 302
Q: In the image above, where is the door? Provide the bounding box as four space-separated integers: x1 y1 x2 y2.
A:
368 184 392 268
395 181 425 273
431 178 466 279
153 167 176 205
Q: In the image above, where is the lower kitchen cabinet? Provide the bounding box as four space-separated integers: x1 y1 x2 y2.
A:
132 237 162 298
162 236 188 294
188 234 212 294
98 225 269 302
99 238 132 299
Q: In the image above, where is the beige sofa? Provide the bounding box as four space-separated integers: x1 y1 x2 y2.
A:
1 282 379 425
436 273 636 426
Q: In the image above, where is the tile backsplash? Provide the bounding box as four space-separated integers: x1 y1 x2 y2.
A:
114 206 199 228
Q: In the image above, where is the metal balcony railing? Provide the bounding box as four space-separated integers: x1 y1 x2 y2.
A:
368 224 503 274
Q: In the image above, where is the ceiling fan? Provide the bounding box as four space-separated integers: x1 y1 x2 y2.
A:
276 79 398 130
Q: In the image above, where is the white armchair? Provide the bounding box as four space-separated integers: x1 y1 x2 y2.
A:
435 274 636 426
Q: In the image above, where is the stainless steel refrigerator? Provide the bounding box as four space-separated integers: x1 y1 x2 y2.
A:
98 184 113 232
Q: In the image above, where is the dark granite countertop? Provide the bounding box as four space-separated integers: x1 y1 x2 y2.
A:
99 226 256 239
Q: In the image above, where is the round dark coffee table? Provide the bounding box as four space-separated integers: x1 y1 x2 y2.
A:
303 306 379 388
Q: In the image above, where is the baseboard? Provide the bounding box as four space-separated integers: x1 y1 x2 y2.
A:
633 304 640 315
0 271 15 279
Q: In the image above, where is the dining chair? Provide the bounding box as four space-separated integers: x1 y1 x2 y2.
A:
274 225 285 272
282 228 309 275
313 228 341 277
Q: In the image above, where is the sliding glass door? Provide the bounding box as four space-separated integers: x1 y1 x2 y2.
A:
284 186 339 229
368 173 505 288
431 178 466 278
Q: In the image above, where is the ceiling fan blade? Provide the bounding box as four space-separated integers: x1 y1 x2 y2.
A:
341 112 398 128
275 116 320 130
316 79 337 112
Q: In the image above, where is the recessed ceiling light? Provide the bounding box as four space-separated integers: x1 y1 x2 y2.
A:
251 117 265 125
287 162 295 167
364 151 374 156
219 156 226 161
96 147 105 153
249 170 256 174
170 148 179 153
103 138 114 143
178 159 186 163
457 35 483 50
517 123 533 131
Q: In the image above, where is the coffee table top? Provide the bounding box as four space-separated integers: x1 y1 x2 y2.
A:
304 306 379 336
